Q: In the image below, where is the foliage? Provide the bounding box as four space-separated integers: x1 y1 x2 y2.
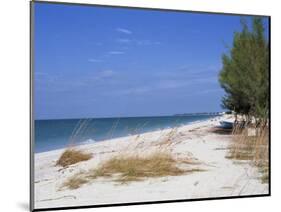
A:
219 18 269 122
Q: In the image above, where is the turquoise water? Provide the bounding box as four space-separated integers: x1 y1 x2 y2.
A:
34 115 219 153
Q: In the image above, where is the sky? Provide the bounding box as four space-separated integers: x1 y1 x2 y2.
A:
34 2 269 120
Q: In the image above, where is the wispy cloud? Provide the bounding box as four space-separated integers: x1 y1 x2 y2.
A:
88 58 103 63
116 38 161 46
116 28 132 34
136 40 161 46
116 38 131 43
108 51 125 55
90 70 116 82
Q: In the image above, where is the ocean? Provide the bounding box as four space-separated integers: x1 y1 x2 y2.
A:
34 115 220 153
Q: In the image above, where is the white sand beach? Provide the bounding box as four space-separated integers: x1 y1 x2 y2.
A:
34 115 268 209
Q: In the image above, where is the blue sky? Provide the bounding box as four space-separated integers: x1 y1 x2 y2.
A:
34 2 269 120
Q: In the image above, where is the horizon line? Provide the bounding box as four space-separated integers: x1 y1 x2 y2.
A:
34 111 225 121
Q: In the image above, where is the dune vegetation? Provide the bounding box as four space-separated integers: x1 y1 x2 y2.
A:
62 151 204 190
220 17 269 184
56 148 92 168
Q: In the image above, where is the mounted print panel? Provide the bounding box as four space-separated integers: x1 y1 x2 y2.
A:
30 1 270 211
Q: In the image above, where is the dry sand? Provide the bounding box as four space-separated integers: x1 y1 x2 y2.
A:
34 115 268 209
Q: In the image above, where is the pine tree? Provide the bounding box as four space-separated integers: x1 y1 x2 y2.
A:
219 17 269 123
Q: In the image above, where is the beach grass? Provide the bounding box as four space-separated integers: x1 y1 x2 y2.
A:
56 148 92 168
226 125 269 183
62 151 203 189
62 173 89 189
91 152 185 182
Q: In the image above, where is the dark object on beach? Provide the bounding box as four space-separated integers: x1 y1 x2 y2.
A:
219 121 234 129
210 127 232 135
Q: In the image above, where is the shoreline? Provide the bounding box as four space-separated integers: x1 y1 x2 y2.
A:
35 115 222 155
34 114 268 209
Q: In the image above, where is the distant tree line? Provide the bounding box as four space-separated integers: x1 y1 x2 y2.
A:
219 17 269 126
